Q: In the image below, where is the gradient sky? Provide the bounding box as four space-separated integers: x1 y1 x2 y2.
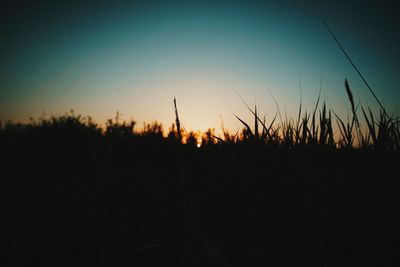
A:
1 0 399 133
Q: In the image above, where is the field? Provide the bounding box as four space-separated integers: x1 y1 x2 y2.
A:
2 83 400 267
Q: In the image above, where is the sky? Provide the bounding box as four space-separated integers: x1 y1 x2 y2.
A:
1 0 399 133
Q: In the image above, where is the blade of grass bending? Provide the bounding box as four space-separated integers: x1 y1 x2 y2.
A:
211 134 225 144
267 113 277 139
261 116 266 138
297 74 303 128
323 20 388 117
234 90 273 140
232 131 239 142
234 114 254 139
234 89 254 115
361 106 376 143
333 110 350 146
269 91 283 126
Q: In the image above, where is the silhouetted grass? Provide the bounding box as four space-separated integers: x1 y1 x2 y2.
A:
1 83 399 267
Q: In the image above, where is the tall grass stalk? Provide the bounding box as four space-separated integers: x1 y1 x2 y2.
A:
323 20 388 118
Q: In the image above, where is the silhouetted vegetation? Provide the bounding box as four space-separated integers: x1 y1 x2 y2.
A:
2 81 399 267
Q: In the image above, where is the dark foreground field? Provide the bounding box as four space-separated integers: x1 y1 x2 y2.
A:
1 109 399 267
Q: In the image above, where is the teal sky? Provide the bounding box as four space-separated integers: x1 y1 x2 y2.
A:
1 1 399 133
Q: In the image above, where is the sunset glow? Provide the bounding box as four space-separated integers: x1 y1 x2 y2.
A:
1 1 399 134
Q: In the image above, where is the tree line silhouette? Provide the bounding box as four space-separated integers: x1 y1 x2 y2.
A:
2 83 399 266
